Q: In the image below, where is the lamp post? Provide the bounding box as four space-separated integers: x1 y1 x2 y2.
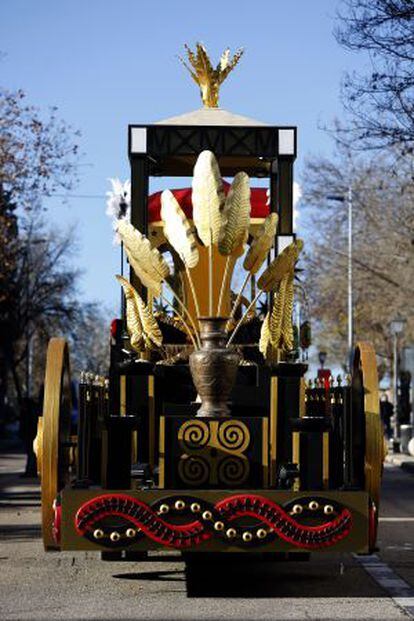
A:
326 189 353 370
390 316 406 451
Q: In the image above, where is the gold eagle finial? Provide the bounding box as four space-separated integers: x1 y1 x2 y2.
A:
179 43 244 108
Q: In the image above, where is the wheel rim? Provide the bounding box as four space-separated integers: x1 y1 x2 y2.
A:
41 338 74 550
353 342 382 514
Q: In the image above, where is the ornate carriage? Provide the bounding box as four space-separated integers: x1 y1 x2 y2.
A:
37 46 384 561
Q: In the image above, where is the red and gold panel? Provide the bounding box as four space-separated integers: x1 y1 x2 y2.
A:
59 489 370 554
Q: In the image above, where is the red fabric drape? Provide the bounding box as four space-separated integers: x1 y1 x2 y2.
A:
148 181 270 223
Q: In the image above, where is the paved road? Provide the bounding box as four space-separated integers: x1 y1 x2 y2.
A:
1 452 414 620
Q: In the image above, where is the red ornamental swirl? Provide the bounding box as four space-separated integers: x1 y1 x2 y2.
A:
74 493 353 550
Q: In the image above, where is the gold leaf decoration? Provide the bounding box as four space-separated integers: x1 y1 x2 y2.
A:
259 269 296 361
116 220 170 296
259 311 271 356
135 292 163 349
243 213 278 275
257 238 303 292
192 150 225 246
218 172 251 257
155 310 188 335
259 310 279 363
270 276 288 346
179 43 244 108
281 274 294 351
116 275 162 350
116 275 144 352
161 189 199 269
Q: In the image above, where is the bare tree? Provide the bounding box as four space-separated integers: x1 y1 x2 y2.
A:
0 186 19 418
69 303 110 379
5 217 83 404
335 0 414 151
0 87 79 210
0 83 80 419
301 145 414 368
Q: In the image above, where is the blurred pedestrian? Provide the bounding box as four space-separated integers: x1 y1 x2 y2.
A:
19 397 39 477
380 394 393 440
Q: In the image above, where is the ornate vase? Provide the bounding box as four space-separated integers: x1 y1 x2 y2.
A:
189 317 240 418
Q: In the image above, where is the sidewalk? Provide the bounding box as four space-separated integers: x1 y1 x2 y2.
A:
385 451 414 474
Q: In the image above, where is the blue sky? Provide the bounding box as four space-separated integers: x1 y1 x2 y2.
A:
0 0 366 314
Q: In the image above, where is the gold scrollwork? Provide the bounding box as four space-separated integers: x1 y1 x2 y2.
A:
217 455 249 486
178 420 210 451
178 454 210 486
216 420 250 453
176 419 251 486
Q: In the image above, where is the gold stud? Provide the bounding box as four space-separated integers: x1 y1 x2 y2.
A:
174 500 185 511
256 529 267 539
292 504 303 515
126 528 136 538
226 528 237 539
324 504 334 515
309 500 319 511
214 521 224 531
93 529 104 539
202 510 212 521
158 504 169 515
242 531 253 542
110 531 120 542
190 502 201 513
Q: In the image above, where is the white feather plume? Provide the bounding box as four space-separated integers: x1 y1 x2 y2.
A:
106 178 131 244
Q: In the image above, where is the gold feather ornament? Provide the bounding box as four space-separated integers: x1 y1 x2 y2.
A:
116 275 144 351
161 190 199 269
270 275 289 347
257 238 303 292
259 311 271 356
116 275 162 350
179 43 244 108
228 212 278 324
216 172 251 315
161 189 202 320
192 150 226 315
135 293 163 349
116 220 170 296
243 213 278 275
259 310 279 363
258 272 295 361
218 172 251 257
280 274 294 351
192 150 225 247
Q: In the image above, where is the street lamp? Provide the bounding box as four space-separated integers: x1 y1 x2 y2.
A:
390 316 407 451
326 189 353 371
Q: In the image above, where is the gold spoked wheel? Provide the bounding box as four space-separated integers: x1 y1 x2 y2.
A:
40 338 75 550
353 341 382 549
